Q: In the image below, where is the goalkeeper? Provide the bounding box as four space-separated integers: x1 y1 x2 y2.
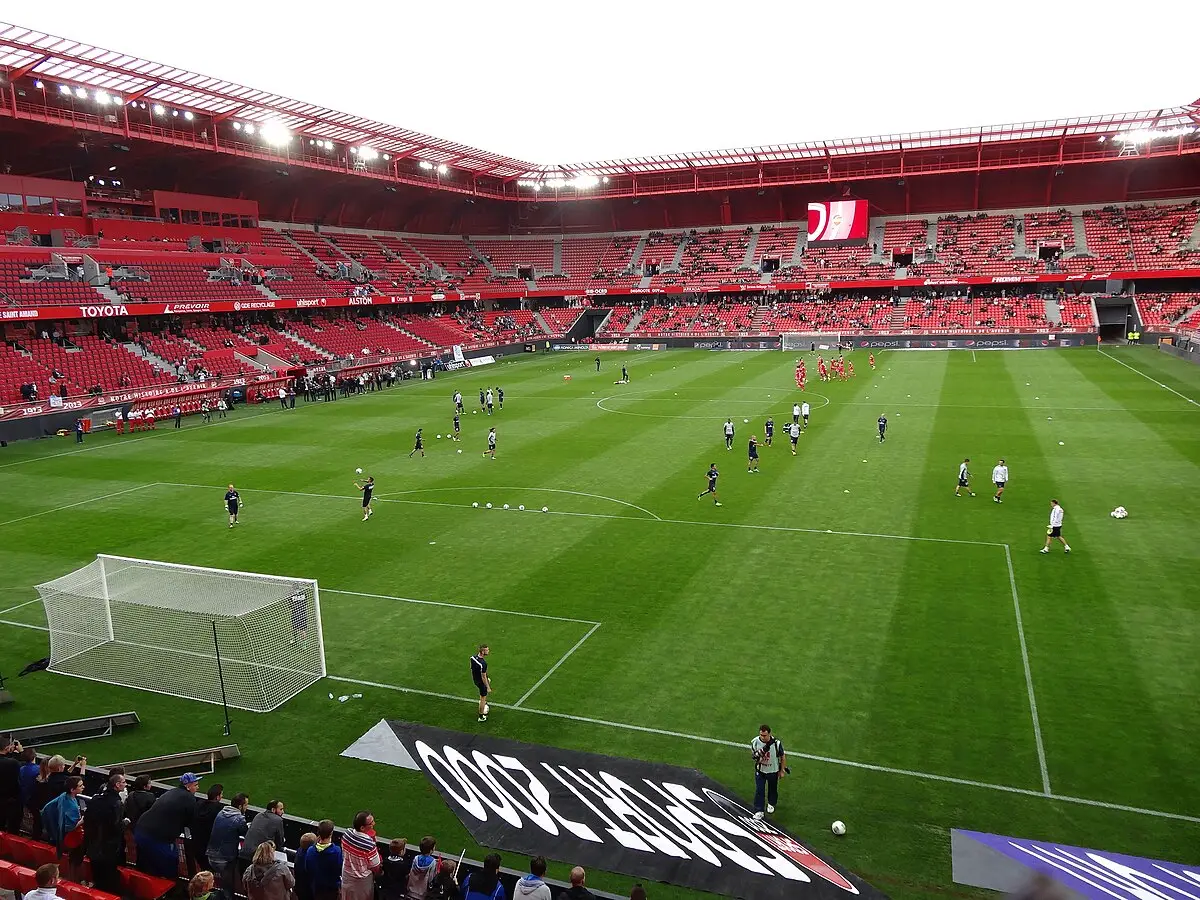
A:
224 485 241 528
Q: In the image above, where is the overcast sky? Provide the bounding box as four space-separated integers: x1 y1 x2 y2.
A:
7 1 1196 164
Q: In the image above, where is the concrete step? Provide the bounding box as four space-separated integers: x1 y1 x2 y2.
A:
1043 297 1062 325
624 309 645 333
253 282 281 301
125 342 177 375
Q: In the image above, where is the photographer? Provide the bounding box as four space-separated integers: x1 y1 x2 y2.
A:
750 724 788 820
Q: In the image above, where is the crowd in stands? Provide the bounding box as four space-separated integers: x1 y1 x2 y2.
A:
0 742 643 900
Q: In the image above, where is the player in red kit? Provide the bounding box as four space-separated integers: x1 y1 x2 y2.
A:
847 360 855 378
869 353 876 370
817 357 828 382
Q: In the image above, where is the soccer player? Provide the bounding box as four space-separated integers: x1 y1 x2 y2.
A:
485 388 494 415
1041 499 1071 553
354 476 375 521
454 390 464 414
621 365 629 383
224 484 241 528
764 416 774 446
801 401 810 429
409 428 425 458
794 362 802 387
595 356 601 372
847 360 855 378
452 412 461 441
697 463 721 506
200 400 211 424
290 590 309 646
956 458 974 497
723 418 736 450
992 458 1009 503
792 403 801 425
788 421 801 455
216 398 228 419
497 387 504 410
869 353 876 370
747 436 760 473
479 388 486 411
484 427 497 459
471 644 492 722
817 357 828 382
877 414 888 443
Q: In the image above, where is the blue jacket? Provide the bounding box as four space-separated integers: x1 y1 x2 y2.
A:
461 872 505 900
41 791 81 847
207 804 249 863
18 762 39 806
304 842 343 891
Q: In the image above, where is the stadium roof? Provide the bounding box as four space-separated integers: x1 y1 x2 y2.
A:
1 22 1198 192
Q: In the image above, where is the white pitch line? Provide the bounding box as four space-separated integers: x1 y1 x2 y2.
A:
514 622 602 708
324 674 1200 825
0 483 159 528
1006 544 1051 795
155 481 1004 547
377 486 662 521
325 589 600 626
0 598 38 616
1098 349 1200 406
972 350 977 363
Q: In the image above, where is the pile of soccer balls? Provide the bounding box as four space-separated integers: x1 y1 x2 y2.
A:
1110 506 1128 519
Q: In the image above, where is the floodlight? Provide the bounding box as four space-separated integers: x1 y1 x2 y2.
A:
382 153 390 161
360 147 379 161
34 80 43 89
153 104 165 115
436 164 447 175
236 123 244 131
325 141 335 150
112 180 122 187
261 121 291 146
573 174 600 189
245 124 256 135
533 184 542 192
74 87 87 99
418 160 434 170
94 92 109 104
184 110 194 121
97 179 106 186
602 176 609 184
171 110 179 117
58 84 71 94
108 165 117 172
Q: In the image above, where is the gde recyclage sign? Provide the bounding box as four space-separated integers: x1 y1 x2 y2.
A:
345 721 885 900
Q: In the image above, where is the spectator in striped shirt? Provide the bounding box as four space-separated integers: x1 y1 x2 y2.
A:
341 811 383 900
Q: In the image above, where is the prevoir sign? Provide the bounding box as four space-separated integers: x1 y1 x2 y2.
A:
352 721 885 900
808 201 869 243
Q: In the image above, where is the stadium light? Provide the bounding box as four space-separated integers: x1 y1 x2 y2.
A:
74 87 87 99
153 104 165 115
418 160 434 170
1115 126 1195 145
261 121 291 146
244 124 256 136
183 110 195 121
108 165 117 172
382 153 390 161
58 84 70 95
235 123 244 131
33 79 43 89
436 164 448 175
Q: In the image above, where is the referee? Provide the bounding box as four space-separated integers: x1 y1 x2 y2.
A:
750 724 788 819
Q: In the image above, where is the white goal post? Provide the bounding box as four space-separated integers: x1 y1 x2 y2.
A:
35 555 325 713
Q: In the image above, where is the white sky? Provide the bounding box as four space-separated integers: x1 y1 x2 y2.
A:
9 1 1198 165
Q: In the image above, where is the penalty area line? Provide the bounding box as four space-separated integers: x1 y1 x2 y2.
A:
513 622 602 708
0 482 161 528
324 674 1200 825
324 588 600 626
1098 349 1200 406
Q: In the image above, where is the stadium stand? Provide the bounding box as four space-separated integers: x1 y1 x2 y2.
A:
1134 292 1200 328
596 305 636 336
538 307 583 335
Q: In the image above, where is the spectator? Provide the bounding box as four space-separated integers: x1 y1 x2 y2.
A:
462 853 505 900
241 798 287 872
40 776 85 880
515 857 551 900
378 838 409 900
189 871 218 900
426 859 459 900
243 841 294 900
188 783 224 874
0 739 22 833
294 832 318 900
406 836 438 900
557 868 595 900
304 819 343 900
122 774 156 863
629 886 647 900
18 746 39 827
342 810 382 900
27 863 62 900
207 792 250 893
32 755 70 834
84 772 128 893
135 771 202 877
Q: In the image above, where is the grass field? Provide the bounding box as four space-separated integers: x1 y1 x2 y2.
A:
2 344 1198 900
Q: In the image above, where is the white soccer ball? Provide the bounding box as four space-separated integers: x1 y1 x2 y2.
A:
483 703 490 715
437 434 442 439
457 449 463 454
542 506 549 512
485 503 492 509
503 504 510 510
473 410 478 414
832 821 846 836
518 505 525 511
472 502 479 508
1111 506 1128 519
743 418 749 423
355 467 363 474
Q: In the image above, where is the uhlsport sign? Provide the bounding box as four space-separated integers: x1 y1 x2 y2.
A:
343 721 885 900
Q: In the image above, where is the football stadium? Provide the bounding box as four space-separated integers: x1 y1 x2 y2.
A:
0 13 1198 900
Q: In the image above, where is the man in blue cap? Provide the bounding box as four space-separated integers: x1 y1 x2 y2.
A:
134 772 202 877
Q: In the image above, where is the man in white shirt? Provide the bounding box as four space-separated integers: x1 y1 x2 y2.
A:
792 403 801 425
800 401 811 429
723 419 735 450
27 863 61 900
992 459 1009 503
1041 499 1071 553
956 458 974 497
788 421 801 455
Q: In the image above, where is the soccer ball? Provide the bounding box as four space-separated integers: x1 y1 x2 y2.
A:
355 467 363 474
437 434 442 439
485 503 492 509
541 506 549 512
743 418 749 423
832 821 846 836
518 505 525 511
483 703 490 716
457 449 463 454
472 502 479 508
1111 506 1128 519
473 410 478 414
503 504 510 510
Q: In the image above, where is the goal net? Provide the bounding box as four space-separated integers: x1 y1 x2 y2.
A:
782 333 843 352
35 555 325 713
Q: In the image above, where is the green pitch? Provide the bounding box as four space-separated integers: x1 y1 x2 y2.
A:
2 345 1198 900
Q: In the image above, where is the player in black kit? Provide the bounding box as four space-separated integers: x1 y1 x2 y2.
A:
877 415 888 443
354 476 375 521
764 416 774 446
409 428 424 458
697 463 722 506
452 413 461 441
224 484 241 528
471 644 491 722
